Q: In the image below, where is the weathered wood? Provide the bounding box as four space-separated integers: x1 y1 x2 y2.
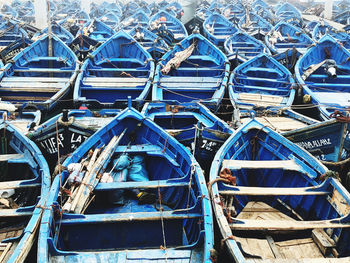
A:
1 77 70 83
1 96 50 101
161 76 222 83
312 229 336 256
230 218 350 230
219 185 330 196
266 235 283 259
0 87 62 93
84 77 148 84
222 159 301 170
0 154 24 162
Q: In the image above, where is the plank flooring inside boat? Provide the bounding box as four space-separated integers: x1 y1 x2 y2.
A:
238 93 284 107
234 202 326 260
241 117 309 132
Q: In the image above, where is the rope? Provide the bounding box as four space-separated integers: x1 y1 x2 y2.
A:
157 180 168 262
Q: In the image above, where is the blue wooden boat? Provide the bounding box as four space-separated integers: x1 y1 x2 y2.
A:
142 102 233 175
275 2 302 26
80 19 116 43
29 108 121 169
69 34 100 61
0 105 41 134
265 21 314 54
222 4 245 21
0 20 29 50
1 4 18 18
0 36 32 64
104 1 122 18
195 8 212 23
149 10 188 43
305 20 319 35
283 118 349 162
99 11 120 28
229 53 295 110
74 30 154 109
0 120 50 262
295 35 350 120
163 1 184 19
119 10 149 31
38 105 213 262
122 2 140 18
0 34 79 112
239 13 272 40
224 32 271 64
33 22 74 45
203 13 238 47
129 26 168 60
136 4 152 17
254 5 276 26
312 22 350 49
209 119 350 262
153 33 229 110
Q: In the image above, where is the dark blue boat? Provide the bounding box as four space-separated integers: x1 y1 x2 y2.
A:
209 119 350 262
203 13 238 47
153 33 229 110
129 26 168 60
272 47 302 74
29 108 121 169
295 35 350 120
69 34 100 61
149 10 188 43
80 19 116 43
224 31 271 64
0 34 79 112
38 105 213 262
0 36 33 64
312 22 350 49
0 120 50 262
33 22 74 45
74 30 154 109
229 53 295 110
284 118 349 162
265 21 313 54
142 102 233 175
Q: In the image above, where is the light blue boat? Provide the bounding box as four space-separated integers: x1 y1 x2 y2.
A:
210 118 350 262
0 34 79 112
152 33 229 110
229 53 295 110
38 105 213 262
0 120 50 262
295 35 350 120
74 30 154 109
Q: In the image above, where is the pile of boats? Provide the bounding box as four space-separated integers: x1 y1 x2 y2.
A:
0 0 350 262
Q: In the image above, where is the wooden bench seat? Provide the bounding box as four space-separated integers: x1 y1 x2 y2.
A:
95 179 189 191
57 210 202 225
222 159 301 170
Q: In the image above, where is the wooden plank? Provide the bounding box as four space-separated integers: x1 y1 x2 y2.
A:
1 77 69 83
0 154 24 162
312 229 336 256
1 96 50 101
266 235 283 259
222 159 301 170
219 186 330 196
238 93 284 106
84 77 148 83
0 87 61 93
83 82 146 88
230 218 350 230
161 76 222 83
235 236 275 259
13 69 75 73
1 82 66 88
